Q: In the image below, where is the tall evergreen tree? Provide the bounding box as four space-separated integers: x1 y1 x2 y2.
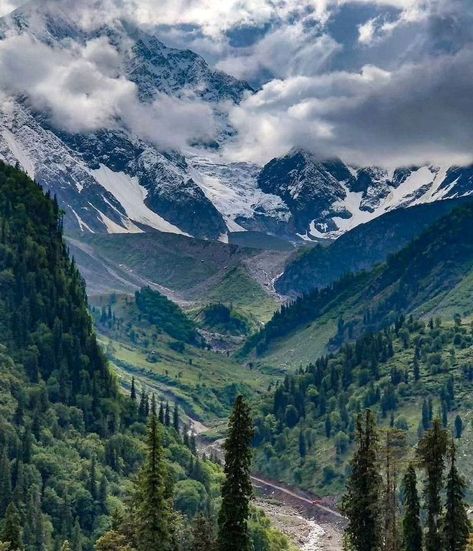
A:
417 418 448 551
130 377 136 402
0 450 12 516
1 502 23 551
342 410 382 551
135 396 173 551
442 442 471 551
218 396 254 551
191 514 217 551
401 464 422 551
71 518 82 551
173 402 180 434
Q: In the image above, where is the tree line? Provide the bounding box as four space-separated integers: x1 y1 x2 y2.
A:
343 410 470 551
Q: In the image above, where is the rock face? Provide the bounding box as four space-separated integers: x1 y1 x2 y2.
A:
257 149 473 239
0 1 472 243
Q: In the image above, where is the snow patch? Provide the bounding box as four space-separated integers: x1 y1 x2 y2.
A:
91 165 188 235
2 129 35 178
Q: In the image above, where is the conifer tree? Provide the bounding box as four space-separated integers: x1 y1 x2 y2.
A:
417 418 448 551
2 502 23 551
164 402 170 427
298 430 306 458
130 377 136 402
71 519 82 551
342 410 382 551
135 396 173 551
401 464 422 551
442 442 471 551
0 450 12 516
173 402 180 434
88 455 97 502
191 514 217 551
454 415 463 439
218 396 254 551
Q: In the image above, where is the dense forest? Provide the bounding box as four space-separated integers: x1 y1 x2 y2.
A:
0 162 293 551
252 315 473 495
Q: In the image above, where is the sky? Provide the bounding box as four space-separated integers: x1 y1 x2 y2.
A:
0 0 472 167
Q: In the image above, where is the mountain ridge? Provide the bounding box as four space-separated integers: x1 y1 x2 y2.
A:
0 1 472 244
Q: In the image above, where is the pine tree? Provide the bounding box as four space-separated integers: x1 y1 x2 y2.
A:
130 377 136 402
135 396 173 551
218 396 254 551
417 418 448 551
442 442 471 551
173 402 180 434
413 357 420 381
164 402 170 427
298 430 306 458
88 455 97 502
401 464 422 551
2 502 23 551
342 410 382 551
454 415 463 439
0 450 12 516
71 518 82 551
191 514 217 551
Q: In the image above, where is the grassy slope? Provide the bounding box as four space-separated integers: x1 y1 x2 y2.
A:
207 266 278 323
69 231 280 324
92 295 283 427
243 203 473 369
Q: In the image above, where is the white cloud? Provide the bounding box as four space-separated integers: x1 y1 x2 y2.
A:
216 23 341 81
0 0 25 17
0 32 217 148
224 49 473 167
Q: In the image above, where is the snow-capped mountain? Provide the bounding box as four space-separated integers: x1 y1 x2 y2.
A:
0 0 472 243
258 149 473 239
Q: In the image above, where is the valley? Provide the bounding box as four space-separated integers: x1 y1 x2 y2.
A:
0 0 472 549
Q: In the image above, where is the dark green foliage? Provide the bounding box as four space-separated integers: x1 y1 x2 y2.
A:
417 419 448 551
135 287 199 344
442 443 471 551
342 410 382 551
243 201 473 358
0 162 117 429
401 464 422 551
198 303 250 336
191 514 217 551
1 502 23 550
0 164 229 550
134 398 173 551
252 314 473 494
454 415 463 439
218 396 254 551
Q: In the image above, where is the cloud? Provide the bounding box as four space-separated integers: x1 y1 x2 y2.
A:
0 0 25 17
224 48 473 167
1 0 473 168
0 32 217 148
216 22 341 82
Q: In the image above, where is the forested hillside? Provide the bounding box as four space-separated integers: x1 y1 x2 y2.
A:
242 202 473 367
276 197 473 297
252 316 473 497
0 162 292 551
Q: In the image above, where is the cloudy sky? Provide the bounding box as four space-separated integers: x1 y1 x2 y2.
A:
0 0 472 167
